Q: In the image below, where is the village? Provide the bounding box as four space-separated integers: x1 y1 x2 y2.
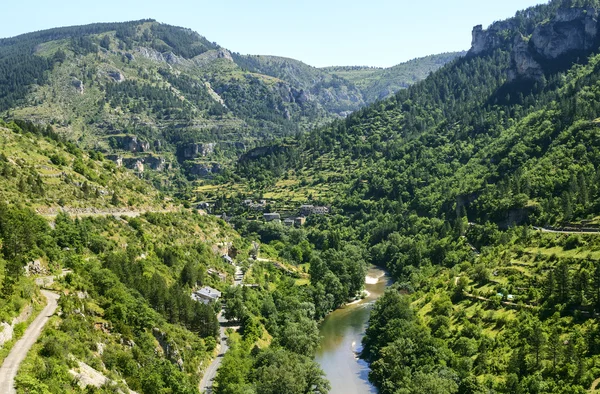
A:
198 200 331 227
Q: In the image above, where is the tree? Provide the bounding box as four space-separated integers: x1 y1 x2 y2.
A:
277 317 320 357
528 319 547 368
547 325 561 371
100 35 111 50
252 348 329 394
111 191 120 206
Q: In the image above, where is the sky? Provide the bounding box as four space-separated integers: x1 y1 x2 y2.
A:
3 0 548 68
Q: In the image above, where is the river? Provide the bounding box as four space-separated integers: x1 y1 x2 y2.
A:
314 266 391 394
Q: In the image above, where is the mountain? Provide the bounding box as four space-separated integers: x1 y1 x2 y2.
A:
0 20 458 183
11 1 600 392
321 52 466 102
205 1 600 392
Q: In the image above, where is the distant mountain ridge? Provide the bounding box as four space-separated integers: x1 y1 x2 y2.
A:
0 19 461 181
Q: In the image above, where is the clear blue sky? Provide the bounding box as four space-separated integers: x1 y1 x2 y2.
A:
4 0 547 67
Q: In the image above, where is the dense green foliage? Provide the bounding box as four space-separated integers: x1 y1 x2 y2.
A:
0 18 456 192
0 201 239 392
207 1 600 392
9 1 600 393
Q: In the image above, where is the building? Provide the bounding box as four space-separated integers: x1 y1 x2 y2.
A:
284 217 306 227
299 204 329 216
243 199 267 211
192 286 222 304
293 217 306 226
197 202 211 211
299 205 314 216
263 212 281 222
311 206 330 215
222 254 234 265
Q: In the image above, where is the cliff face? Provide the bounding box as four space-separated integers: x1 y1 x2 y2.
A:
469 21 517 56
469 6 600 80
531 7 598 59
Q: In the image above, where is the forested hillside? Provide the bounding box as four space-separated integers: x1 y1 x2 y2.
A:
322 51 465 102
0 205 243 392
202 0 600 392
0 19 456 188
10 0 600 393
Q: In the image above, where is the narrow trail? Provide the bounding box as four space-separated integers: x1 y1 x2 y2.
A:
199 262 246 393
0 290 59 394
591 376 600 392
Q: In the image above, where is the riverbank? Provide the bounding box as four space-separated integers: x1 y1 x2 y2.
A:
314 266 391 394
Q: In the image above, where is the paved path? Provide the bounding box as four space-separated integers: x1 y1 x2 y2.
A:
199 260 247 393
40 208 180 220
0 290 59 394
533 226 600 235
199 314 230 394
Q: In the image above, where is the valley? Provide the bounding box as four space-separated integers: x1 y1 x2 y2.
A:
4 0 600 393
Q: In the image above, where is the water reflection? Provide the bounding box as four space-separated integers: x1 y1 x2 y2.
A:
314 267 390 394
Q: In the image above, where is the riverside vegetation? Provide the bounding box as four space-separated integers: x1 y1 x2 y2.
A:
5 0 600 393
200 0 600 393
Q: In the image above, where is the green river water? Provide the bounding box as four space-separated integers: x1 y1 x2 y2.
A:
314 266 391 394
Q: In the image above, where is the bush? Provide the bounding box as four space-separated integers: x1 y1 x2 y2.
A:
564 235 582 250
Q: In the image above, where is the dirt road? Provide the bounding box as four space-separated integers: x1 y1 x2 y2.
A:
0 290 59 394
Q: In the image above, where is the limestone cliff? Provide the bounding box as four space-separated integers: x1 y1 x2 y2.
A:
469 5 600 80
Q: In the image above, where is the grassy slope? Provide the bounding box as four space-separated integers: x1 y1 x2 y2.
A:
0 122 167 211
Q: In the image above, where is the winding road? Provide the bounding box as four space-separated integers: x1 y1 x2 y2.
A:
0 290 60 394
199 264 244 393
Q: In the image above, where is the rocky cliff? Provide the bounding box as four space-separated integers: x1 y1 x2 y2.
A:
469 5 600 80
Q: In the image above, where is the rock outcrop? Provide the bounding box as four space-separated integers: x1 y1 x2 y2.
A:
470 6 600 81
122 158 144 173
0 305 33 347
108 71 125 83
469 21 517 56
191 48 234 67
240 145 288 161
110 135 150 153
179 143 216 159
136 47 187 66
508 35 544 81
144 156 170 171
188 162 222 177
277 83 311 104
152 328 184 370
531 7 599 59
106 155 169 172
71 79 84 94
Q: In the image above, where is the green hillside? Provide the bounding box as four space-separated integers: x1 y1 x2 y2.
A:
0 119 170 212
201 0 600 392
0 20 458 186
322 51 465 102
8 0 600 392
